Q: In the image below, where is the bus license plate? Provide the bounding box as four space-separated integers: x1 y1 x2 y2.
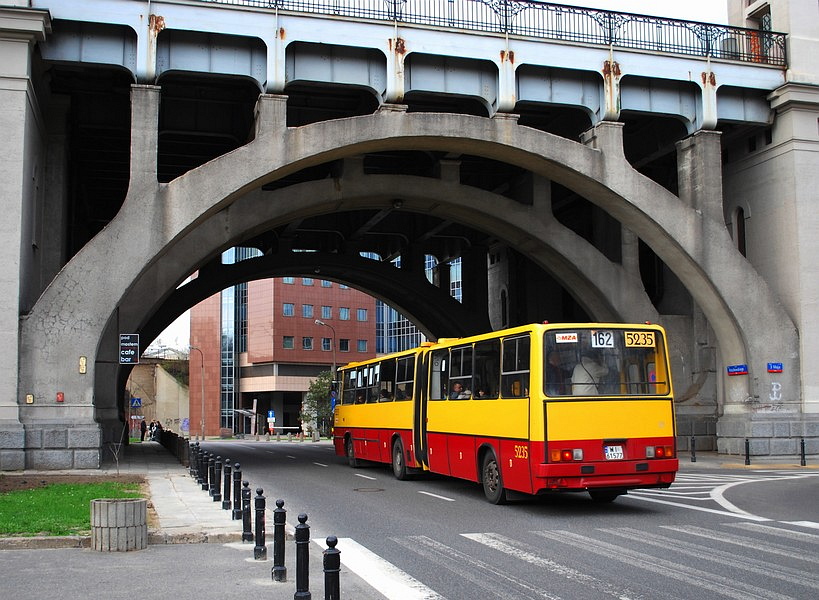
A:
604 445 624 460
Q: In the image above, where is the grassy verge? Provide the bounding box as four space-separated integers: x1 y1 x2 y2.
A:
0 482 144 537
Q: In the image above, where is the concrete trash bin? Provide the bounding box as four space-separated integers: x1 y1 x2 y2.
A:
90 498 148 551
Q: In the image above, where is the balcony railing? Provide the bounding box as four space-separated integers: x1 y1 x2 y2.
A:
198 0 787 67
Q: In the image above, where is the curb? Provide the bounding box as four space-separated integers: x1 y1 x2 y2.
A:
0 529 246 550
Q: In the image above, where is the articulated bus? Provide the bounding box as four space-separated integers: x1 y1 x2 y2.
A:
333 322 678 504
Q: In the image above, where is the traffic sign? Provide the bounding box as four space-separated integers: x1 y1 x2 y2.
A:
130 397 142 408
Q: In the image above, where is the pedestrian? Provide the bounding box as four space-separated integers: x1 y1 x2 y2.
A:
140 418 147 441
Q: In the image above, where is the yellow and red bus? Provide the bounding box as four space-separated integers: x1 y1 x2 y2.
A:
333 322 677 503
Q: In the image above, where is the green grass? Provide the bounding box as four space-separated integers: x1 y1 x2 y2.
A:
0 482 143 537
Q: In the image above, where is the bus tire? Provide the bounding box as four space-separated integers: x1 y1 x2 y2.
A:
481 451 507 505
589 489 623 503
346 436 361 468
392 438 408 480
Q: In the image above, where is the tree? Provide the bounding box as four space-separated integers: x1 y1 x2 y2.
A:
301 370 335 437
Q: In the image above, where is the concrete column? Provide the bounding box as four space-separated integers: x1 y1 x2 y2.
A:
129 84 160 186
0 7 50 470
41 95 70 287
676 130 724 224
460 245 489 322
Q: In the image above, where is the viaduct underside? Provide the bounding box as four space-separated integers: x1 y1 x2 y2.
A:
7 85 811 470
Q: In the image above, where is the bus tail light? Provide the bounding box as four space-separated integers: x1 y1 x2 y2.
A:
551 449 583 462
646 445 675 458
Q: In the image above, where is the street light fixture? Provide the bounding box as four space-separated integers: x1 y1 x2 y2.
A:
314 319 337 380
190 345 205 441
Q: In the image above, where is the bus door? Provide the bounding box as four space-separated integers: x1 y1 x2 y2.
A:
413 349 431 468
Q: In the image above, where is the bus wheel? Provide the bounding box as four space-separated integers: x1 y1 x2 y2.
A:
481 452 507 505
346 436 361 468
392 438 408 480
589 489 622 503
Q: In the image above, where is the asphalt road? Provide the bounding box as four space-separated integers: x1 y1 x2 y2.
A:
204 440 819 600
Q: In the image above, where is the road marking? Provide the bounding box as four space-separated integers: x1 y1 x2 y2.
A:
660 524 819 564
418 491 455 502
603 526 819 591
781 521 819 530
355 473 377 480
462 532 642 599
625 493 771 521
313 462 328 467
321 537 444 600
286 455 296 459
535 529 793 600
394 535 560 600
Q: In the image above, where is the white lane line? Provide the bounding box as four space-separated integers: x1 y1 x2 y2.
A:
625 493 771 521
661 524 819 563
355 473 377 480
536 529 792 600
313 462 328 467
418 491 456 502
317 537 444 600
462 532 642 599
286 455 296 459
782 521 819 530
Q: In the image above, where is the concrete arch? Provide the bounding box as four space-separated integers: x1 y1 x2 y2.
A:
18 92 799 450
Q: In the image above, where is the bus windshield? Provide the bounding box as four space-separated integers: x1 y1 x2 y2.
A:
543 327 669 397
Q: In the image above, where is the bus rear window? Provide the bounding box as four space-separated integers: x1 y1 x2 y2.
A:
543 329 669 397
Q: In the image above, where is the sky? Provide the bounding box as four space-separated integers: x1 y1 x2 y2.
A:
147 0 730 352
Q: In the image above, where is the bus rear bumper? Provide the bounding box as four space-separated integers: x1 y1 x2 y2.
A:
534 458 678 491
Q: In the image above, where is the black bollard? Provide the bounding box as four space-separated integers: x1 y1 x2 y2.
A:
222 459 232 510
800 438 807 467
294 513 311 599
690 436 697 463
232 463 243 520
744 438 751 465
189 442 198 478
208 454 217 497
323 536 340 600
272 499 287 582
254 488 267 560
202 451 211 491
241 481 253 542
213 456 223 502
195 446 204 485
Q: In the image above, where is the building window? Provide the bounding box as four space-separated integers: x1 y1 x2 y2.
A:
303 337 313 350
357 339 368 352
321 280 332 288
339 339 350 352
339 307 350 320
322 337 332 351
302 277 314 286
283 277 294 284
283 336 294 349
321 305 332 319
282 303 294 317
302 304 314 318
357 308 368 322
734 207 747 257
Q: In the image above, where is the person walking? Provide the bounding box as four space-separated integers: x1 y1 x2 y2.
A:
139 418 147 442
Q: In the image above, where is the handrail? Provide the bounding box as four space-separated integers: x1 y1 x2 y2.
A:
196 0 787 67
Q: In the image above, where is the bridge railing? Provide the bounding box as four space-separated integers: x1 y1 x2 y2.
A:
201 0 787 67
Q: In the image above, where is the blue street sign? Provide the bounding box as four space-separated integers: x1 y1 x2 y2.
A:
267 410 275 419
726 364 749 376
767 362 783 373
130 397 142 408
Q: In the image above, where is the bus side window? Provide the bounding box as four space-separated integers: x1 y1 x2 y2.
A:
501 335 530 397
474 339 500 399
429 350 448 400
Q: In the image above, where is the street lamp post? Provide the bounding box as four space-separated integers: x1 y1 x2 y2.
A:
314 319 337 380
190 346 205 441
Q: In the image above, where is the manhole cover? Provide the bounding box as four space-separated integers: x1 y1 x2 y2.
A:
353 487 385 493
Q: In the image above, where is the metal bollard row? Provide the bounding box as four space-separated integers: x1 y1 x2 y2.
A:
187 449 341 598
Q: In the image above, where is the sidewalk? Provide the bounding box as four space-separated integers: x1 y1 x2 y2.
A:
0 441 386 600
